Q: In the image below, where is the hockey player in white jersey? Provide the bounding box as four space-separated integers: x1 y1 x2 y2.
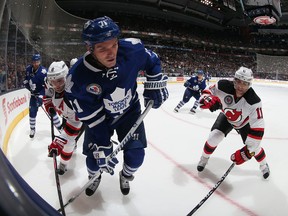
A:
197 66 270 179
44 61 83 175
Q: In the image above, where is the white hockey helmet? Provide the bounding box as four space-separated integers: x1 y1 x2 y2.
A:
47 61 69 81
234 66 253 84
70 58 78 68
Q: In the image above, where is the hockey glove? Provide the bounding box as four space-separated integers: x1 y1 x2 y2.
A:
93 145 119 175
199 95 222 112
231 146 255 165
48 136 67 157
184 81 191 88
48 107 57 116
143 74 169 109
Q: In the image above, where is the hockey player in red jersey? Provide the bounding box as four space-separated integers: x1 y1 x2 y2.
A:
44 61 83 175
197 66 270 179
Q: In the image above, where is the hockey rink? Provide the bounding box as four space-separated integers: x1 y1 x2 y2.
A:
6 81 288 216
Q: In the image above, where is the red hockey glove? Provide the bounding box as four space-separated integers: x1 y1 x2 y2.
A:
199 95 222 112
48 136 67 157
231 146 254 165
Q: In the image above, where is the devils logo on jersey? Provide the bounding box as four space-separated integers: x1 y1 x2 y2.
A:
224 108 242 122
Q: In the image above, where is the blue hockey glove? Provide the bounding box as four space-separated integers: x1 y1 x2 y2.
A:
93 144 119 175
184 81 191 88
143 74 169 109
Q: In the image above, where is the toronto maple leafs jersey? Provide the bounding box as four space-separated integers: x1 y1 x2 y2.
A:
186 76 206 92
65 38 161 147
23 65 47 96
209 79 264 152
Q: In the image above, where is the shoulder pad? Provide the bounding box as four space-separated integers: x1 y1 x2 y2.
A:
217 80 235 94
119 38 144 51
243 88 261 105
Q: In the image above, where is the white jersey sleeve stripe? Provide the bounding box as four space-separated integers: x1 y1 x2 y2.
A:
88 115 106 128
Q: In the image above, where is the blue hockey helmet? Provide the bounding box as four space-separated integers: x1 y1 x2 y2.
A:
32 54 41 61
197 70 204 75
82 16 120 47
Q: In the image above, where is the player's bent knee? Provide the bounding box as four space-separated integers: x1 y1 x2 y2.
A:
124 148 145 168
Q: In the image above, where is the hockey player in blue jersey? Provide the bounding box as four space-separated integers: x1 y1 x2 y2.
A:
23 54 47 138
205 71 212 85
65 16 169 196
174 70 206 114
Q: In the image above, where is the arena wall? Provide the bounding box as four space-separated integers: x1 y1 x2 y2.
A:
0 89 30 155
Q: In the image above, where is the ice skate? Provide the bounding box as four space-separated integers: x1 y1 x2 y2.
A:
29 129 35 138
260 163 270 179
56 162 67 175
119 171 134 195
85 174 101 196
197 156 209 172
190 108 196 114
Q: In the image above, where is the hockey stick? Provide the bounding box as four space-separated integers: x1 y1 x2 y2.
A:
41 105 61 133
58 100 154 211
50 111 66 216
187 163 235 216
75 124 85 143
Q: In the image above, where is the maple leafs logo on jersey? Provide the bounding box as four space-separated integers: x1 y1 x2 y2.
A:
41 68 47 74
224 108 242 122
65 74 74 93
103 87 132 114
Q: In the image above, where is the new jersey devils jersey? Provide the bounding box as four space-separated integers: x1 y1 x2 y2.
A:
209 79 264 151
44 87 82 141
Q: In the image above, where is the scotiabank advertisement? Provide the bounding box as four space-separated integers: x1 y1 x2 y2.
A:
0 89 30 152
